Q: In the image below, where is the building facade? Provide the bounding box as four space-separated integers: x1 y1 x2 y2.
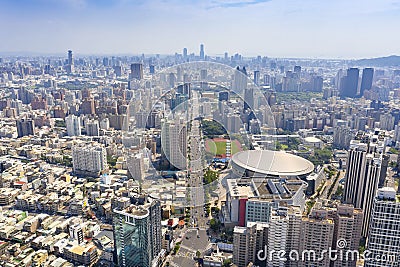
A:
113 197 162 267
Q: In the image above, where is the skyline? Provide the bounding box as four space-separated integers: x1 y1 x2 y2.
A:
1 0 400 59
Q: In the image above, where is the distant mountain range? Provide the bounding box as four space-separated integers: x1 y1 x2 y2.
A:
355 55 400 66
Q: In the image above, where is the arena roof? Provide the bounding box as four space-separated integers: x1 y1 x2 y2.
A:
231 150 314 176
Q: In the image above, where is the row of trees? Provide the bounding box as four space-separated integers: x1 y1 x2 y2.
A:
201 119 227 138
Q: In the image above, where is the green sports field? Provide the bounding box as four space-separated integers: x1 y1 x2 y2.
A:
205 138 242 157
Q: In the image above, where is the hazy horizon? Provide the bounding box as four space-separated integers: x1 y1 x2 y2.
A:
1 0 400 59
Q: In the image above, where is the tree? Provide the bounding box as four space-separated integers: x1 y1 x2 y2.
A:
307 148 332 165
223 259 232 267
210 218 221 231
173 242 181 255
201 119 227 138
211 206 220 214
275 141 283 151
287 137 300 150
204 169 219 185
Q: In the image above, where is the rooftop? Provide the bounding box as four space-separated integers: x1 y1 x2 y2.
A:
231 150 314 176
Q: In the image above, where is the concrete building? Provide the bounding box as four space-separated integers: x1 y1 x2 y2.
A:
86 119 100 136
69 223 84 244
299 208 335 267
161 119 187 170
72 142 108 177
365 187 400 267
66 114 81 136
128 153 145 181
16 118 35 137
233 223 259 267
333 125 355 149
224 178 307 227
332 204 364 267
62 242 98 266
343 130 388 236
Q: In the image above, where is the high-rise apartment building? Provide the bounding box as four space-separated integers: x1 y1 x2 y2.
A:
233 207 302 267
66 114 81 136
365 187 400 267
299 209 335 267
343 130 388 236
286 207 302 267
113 195 162 267
161 118 187 170
234 66 248 92
80 98 95 115
128 153 145 181
333 124 356 149
16 118 35 137
233 223 259 267
331 204 364 267
86 119 100 136
72 142 108 177
267 214 289 267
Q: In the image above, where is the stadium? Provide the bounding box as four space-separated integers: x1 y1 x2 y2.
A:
231 150 314 178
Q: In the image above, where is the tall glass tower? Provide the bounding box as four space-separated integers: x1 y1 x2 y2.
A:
113 196 161 267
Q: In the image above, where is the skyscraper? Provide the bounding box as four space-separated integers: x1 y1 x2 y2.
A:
183 47 188 58
360 68 374 96
341 68 359 98
365 187 400 267
66 50 74 74
253 70 260 85
68 50 73 65
113 195 162 267
234 66 248 92
293 65 301 78
342 131 387 236
149 65 155 74
130 63 143 80
200 44 205 60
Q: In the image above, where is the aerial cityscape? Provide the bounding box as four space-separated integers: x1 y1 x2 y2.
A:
1 1 400 267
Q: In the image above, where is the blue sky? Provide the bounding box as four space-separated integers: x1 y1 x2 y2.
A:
1 0 399 58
